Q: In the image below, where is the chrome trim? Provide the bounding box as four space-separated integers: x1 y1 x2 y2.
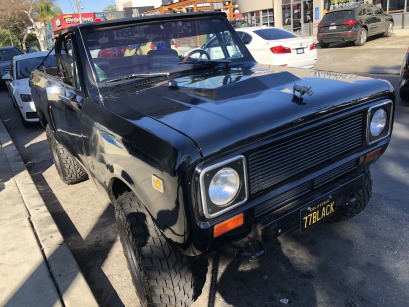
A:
199 155 248 219
366 100 393 145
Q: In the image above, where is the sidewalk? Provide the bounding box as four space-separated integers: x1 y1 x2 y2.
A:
0 120 97 306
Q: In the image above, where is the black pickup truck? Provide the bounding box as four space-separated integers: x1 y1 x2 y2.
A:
30 12 394 306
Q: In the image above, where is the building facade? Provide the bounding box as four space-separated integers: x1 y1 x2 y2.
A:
236 0 408 35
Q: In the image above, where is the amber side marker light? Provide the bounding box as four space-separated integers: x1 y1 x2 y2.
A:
364 148 382 164
213 213 244 238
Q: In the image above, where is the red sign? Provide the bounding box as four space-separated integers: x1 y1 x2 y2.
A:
52 13 96 34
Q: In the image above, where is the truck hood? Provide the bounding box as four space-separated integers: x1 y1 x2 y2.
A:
107 65 392 157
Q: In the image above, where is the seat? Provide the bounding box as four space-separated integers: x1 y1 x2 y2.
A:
147 49 180 70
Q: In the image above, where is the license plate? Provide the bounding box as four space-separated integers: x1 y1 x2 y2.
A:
300 195 336 231
296 48 304 54
329 25 337 30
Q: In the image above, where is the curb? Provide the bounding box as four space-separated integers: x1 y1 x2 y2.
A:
0 120 98 306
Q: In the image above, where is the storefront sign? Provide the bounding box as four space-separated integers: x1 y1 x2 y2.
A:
315 7 319 20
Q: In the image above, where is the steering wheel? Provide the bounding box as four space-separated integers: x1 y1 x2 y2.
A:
182 49 211 63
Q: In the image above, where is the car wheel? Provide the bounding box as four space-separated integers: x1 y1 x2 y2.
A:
354 28 367 46
384 21 393 37
319 41 330 48
116 191 194 307
46 125 88 184
400 88 409 101
328 169 372 222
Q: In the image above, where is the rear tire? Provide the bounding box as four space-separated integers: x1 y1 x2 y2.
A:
46 125 88 185
116 191 194 306
328 169 372 222
354 28 367 46
319 41 330 48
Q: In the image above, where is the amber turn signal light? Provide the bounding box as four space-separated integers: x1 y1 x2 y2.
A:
213 213 244 238
364 148 382 164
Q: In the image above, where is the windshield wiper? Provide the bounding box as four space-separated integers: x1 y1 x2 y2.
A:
106 72 170 83
180 59 231 66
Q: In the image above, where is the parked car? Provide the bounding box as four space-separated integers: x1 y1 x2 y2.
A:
399 46 409 100
236 26 317 68
0 46 23 85
317 3 394 48
2 51 55 127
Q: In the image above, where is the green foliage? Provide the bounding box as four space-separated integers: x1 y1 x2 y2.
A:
103 2 117 12
35 0 62 23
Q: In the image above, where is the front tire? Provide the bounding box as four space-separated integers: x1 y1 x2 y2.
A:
329 169 372 222
116 191 194 307
354 28 367 46
46 125 88 184
384 21 393 37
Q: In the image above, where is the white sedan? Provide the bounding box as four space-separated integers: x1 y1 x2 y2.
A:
2 51 56 127
235 26 317 69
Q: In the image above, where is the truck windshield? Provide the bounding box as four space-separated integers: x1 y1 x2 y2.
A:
83 17 244 83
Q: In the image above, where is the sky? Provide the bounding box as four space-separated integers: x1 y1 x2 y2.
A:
55 0 115 14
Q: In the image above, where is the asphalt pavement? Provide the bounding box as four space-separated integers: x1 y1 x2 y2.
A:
0 119 97 306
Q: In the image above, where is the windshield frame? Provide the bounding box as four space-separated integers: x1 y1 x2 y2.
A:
80 14 251 85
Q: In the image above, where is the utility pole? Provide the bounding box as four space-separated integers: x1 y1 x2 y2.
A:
76 0 82 23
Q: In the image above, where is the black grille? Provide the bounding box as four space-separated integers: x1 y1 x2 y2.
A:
248 112 364 194
254 159 358 220
26 112 38 119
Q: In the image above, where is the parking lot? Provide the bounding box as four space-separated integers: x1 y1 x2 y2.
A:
1 28 409 307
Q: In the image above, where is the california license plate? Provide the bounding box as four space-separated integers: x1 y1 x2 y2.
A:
329 25 337 30
296 48 304 54
300 195 336 231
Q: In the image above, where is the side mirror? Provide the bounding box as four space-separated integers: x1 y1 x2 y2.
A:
2 73 11 81
46 83 64 102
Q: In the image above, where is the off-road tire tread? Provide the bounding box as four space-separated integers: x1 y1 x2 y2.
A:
46 125 88 185
116 191 194 307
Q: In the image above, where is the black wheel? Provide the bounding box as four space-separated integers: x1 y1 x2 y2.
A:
116 191 194 307
384 21 393 37
354 28 367 46
400 89 409 101
328 169 372 222
319 41 330 48
46 125 88 185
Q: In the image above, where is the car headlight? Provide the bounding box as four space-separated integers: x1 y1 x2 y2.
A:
209 168 240 206
199 155 248 218
370 108 387 137
367 100 393 144
20 94 32 102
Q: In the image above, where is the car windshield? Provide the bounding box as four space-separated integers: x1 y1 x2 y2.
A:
322 10 354 23
83 17 245 83
254 28 297 40
16 55 56 79
0 48 22 62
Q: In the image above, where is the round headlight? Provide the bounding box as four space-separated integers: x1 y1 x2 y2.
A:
208 168 240 207
370 108 387 137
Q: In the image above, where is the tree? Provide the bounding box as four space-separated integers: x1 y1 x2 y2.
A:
0 0 61 50
103 2 117 12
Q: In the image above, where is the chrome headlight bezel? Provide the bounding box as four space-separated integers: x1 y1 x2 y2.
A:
199 155 248 219
367 100 393 145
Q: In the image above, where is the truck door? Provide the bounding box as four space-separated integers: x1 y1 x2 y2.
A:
50 33 86 160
